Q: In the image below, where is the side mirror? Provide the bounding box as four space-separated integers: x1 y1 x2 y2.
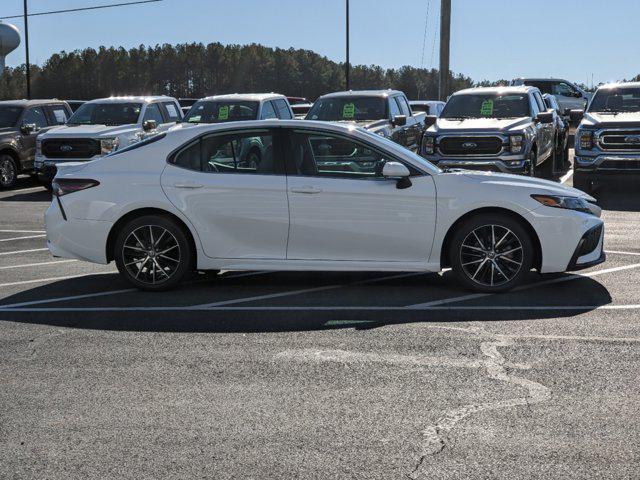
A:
382 161 412 189
569 109 584 123
142 120 157 132
423 115 437 128
392 115 407 127
536 112 554 124
20 123 37 135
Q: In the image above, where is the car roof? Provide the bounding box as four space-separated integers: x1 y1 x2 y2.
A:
0 99 68 107
596 81 640 90
200 93 287 102
409 100 444 105
319 90 403 99
84 96 177 104
453 86 534 95
515 77 568 83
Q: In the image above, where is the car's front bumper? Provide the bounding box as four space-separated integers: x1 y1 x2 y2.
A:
574 153 640 183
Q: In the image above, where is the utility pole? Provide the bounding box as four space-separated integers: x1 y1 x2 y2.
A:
23 0 31 99
438 0 451 101
345 0 350 90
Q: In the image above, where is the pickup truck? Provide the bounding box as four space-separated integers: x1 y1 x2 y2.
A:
420 86 558 177
305 90 426 152
571 82 640 194
0 99 72 189
35 96 182 188
510 77 592 120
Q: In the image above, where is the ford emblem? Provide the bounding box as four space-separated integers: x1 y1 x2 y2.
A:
60 144 73 152
624 135 640 143
462 142 477 149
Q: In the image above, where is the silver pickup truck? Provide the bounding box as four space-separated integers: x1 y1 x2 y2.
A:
419 86 558 177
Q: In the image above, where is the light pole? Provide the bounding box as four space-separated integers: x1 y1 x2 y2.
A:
345 0 350 90
23 0 31 99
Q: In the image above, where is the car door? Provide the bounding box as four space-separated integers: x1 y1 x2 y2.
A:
19 106 51 169
161 127 289 259
532 92 553 161
283 128 436 262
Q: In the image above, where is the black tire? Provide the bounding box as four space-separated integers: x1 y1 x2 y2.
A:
527 149 537 177
572 171 592 194
449 213 534 293
0 154 18 189
114 215 193 291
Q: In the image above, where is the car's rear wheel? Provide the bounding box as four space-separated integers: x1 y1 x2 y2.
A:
0 154 18 189
449 214 534 293
114 215 193 291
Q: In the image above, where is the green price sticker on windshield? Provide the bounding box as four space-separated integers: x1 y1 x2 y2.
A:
342 102 356 119
218 105 229 120
480 99 494 116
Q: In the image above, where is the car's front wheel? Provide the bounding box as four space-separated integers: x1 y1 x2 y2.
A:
449 214 534 292
114 215 193 291
0 154 18 189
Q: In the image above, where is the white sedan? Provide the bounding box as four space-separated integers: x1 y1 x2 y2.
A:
45 120 604 293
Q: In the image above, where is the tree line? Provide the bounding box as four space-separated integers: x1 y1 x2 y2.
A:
0 42 475 101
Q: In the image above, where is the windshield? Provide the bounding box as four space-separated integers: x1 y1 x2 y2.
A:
67 102 142 126
307 96 387 121
588 87 640 113
441 93 530 119
184 100 259 123
0 106 23 128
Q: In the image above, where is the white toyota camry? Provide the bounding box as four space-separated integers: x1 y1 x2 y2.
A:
45 120 605 293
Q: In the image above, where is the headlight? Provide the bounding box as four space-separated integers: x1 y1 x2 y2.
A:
509 134 524 154
576 129 593 150
531 194 592 214
100 137 119 155
35 139 42 156
422 135 436 155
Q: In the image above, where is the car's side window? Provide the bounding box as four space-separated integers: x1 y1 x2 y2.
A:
389 98 402 118
260 101 278 120
273 99 293 119
22 107 48 129
555 82 577 97
396 96 412 116
143 103 165 124
48 105 69 125
162 102 181 122
171 129 281 175
285 130 410 180
533 92 546 113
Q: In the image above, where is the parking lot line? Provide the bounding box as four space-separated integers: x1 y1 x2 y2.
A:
606 250 640 256
0 248 49 256
0 259 76 270
0 229 46 234
0 234 47 242
0 272 114 288
560 170 574 184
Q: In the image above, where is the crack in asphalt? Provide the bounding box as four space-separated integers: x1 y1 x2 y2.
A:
407 329 551 479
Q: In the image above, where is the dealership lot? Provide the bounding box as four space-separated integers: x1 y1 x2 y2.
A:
1 163 639 478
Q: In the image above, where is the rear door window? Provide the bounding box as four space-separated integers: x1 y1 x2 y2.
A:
143 103 165 124
47 105 69 125
162 102 181 122
273 99 293 119
260 101 278 120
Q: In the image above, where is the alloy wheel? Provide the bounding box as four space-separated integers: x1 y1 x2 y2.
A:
0 158 16 187
122 225 181 285
459 224 524 287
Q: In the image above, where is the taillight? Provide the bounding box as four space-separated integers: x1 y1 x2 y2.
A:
52 178 100 196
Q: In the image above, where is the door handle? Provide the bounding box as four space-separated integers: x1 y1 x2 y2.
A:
173 182 203 189
290 186 322 194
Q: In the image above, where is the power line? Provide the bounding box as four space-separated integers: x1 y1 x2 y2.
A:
0 0 163 20
429 0 439 69
419 0 431 69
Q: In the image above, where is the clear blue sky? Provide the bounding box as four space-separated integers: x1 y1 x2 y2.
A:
2 0 639 86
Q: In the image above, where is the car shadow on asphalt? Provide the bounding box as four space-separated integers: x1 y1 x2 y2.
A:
593 185 640 212
0 189 50 203
0 271 613 333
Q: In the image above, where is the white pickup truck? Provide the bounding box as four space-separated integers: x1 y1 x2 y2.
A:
35 96 182 188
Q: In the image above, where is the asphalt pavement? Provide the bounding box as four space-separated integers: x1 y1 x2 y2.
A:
1 157 639 479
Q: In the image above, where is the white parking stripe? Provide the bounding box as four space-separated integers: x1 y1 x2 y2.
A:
606 250 640 256
0 229 46 233
0 248 49 256
560 169 574 184
0 234 46 242
0 272 114 288
0 260 76 270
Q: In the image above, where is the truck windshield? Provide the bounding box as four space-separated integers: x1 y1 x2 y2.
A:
184 101 259 123
441 93 530 119
0 106 23 128
589 87 640 113
67 103 142 126
306 97 387 121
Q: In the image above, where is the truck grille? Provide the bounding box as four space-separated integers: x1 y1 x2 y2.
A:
598 129 640 151
599 159 640 170
439 136 503 156
42 138 101 159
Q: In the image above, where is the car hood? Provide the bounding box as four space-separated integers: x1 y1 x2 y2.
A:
432 117 530 133
41 124 139 138
450 169 596 202
581 112 640 128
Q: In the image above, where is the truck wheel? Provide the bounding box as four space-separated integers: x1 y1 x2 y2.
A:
0 154 18 189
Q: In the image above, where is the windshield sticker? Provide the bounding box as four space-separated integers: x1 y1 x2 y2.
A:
218 105 229 120
188 115 201 123
480 99 494 116
342 102 356 119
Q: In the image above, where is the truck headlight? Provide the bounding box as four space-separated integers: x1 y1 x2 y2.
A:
510 134 524 154
100 137 119 155
577 129 593 150
531 194 592 214
35 139 42 156
422 135 436 155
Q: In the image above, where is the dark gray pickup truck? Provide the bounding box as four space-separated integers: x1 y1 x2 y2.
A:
305 90 426 152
